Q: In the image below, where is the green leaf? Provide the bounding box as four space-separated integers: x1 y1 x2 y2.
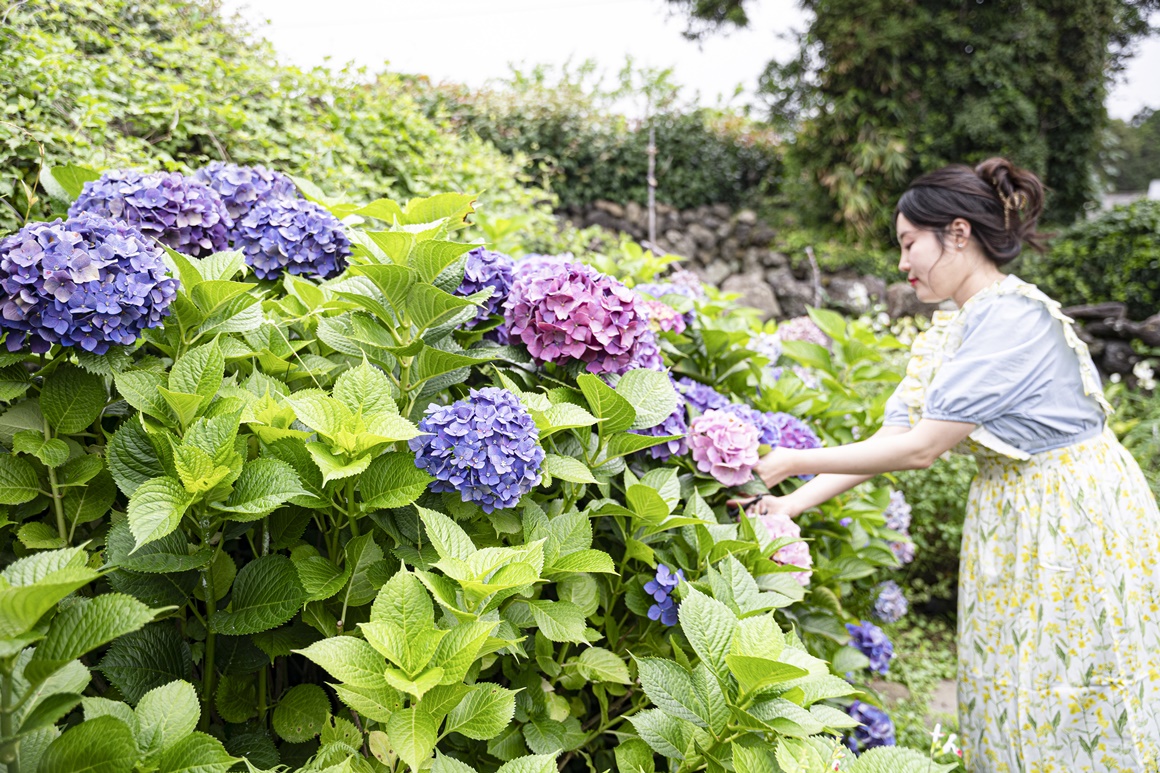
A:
25 593 158 684
403 193 477 228
616 369 679 430
170 341 225 403
633 657 705 727
547 550 616 575
627 484 671 522
211 555 306 635
306 443 370 485
411 346 496 385
677 588 738 679
0 452 39 505
155 732 238 773
347 264 418 314
107 419 166 496
106 519 212 574
494 753 561 773
627 709 691 760
127 476 193 551
526 600 588 643
407 283 475 334
0 362 31 401
360 452 433 510
843 747 959 773
293 556 351 602
603 431 683 461
158 387 204 429
432 621 497 684
334 360 399 416
216 458 306 517
295 637 388 689
575 647 631 684
37 715 137 773
444 684 516 740
215 673 257 723
0 399 44 447
13 430 70 468
97 623 193 704
191 280 256 315
370 569 435 629
432 751 480 773
136 680 200 756
614 738 656 773
115 370 173 422
691 662 729 736
41 164 101 201
521 717 566 755
0 564 100 638
539 454 596 484
576 374 635 434
81 696 136 727
273 684 331 742
62 470 117 526
386 706 438 770
417 506 476 562
536 402 598 438
17 522 64 550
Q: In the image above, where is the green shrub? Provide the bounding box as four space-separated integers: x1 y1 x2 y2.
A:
1018 200 1160 319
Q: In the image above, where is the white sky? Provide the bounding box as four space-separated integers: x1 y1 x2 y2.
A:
221 0 1159 122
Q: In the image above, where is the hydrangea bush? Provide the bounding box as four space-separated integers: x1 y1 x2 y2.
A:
0 167 953 773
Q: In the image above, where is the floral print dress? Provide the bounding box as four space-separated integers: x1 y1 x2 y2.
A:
888 277 1160 772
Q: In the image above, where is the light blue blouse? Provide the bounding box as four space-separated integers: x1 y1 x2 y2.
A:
882 287 1107 454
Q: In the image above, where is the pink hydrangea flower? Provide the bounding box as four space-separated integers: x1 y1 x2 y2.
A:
504 260 652 375
688 409 760 486
753 510 813 585
777 316 831 349
639 299 687 334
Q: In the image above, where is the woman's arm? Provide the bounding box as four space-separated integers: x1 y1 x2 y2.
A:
754 418 977 489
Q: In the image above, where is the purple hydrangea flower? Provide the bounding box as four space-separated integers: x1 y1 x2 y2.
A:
456 247 515 327
749 331 783 364
409 386 544 513
721 403 781 447
192 161 298 220
675 377 730 415
890 540 916 566
845 701 896 752
630 395 689 461
689 409 760 487
667 268 705 298
503 261 651 375
0 214 178 354
644 565 684 626
638 298 687 334
764 413 822 451
751 509 813 586
777 315 831 349
633 281 698 325
884 490 912 533
69 170 231 258
234 197 350 280
626 328 666 371
873 581 908 624
846 621 894 675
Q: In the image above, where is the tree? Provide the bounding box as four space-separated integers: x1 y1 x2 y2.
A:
669 0 1159 239
1105 108 1160 192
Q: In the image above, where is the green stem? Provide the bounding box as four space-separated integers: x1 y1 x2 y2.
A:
258 665 269 727
200 532 219 731
345 477 359 538
42 415 67 545
1 669 19 773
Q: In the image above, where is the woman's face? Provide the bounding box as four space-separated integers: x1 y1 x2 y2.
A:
896 214 957 303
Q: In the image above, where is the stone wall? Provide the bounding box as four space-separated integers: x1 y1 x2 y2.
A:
559 200 1157 379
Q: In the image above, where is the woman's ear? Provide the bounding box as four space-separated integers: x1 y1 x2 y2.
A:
950 217 972 245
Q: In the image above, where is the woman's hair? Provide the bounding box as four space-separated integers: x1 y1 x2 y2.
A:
895 157 1048 265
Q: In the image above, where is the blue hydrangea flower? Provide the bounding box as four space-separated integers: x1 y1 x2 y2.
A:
0 214 178 354
644 565 684 626
845 701 896 751
456 247 515 327
409 386 544 513
721 403 781 447
884 490 912 533
675 377 729 415
627 328 666 371
193 161 298 220
890 540 916 566
872 581 909 624
846 621 894 675
69 170 231 258
234 197 350 280
630 395 689 461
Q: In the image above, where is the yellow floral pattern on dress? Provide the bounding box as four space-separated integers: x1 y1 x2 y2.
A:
896 278 1160 772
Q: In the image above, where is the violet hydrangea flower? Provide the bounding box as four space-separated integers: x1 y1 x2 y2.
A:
667 268 705 298
644 564 684 626
234 196 350 280
455 247 515 327
69 170 232 258
638 298 687 334
846 621 894 675
0 214 178 354
626 328 666 372
721 403 781 447
883 490 915 566
193 161 298 220
503 260 652 375
409 386 544 513
873 581 909 623
765 412 822 451
675 377 730 415
689 409 760 486
630 393 689 461
752 509 813 586
845 701 896 751
777 315 831 349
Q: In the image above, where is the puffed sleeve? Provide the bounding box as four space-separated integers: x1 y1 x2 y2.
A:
881 384 912 427
923 295 1058 425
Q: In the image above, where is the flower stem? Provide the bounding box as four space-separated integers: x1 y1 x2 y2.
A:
42 415 68 545
345 477 359 538
1 669 20 773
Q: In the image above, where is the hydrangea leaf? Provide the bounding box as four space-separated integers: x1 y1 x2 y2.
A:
535 402 598 438
41 164 101 201
0 451 40 504
97 623 193 705
575 647 631 685
407 240 476 283
432 751 480 773
361 228 413 261
211 555 306 635
403 193 477 229
633 657 706 727
417 506 476 563
190 280 256 316
16 522 64 550
293 555 351 602
40 364 106 435
843 747 958 773
439 683 517 741
37 715 137 773
216 458 307 517
407 283 476 334
614 738 657 773
329 682 402 724
272 684 331 743
627 709 693 760
545 550 616 576
169 340 224 404
333 359 398 415
0 565 101 639
383 665 444 699
12 431 68 470
369 569 435 629
575 374 635 435
214 673 257 724
135 680 200 756
626 484 672 522
115 370 175 424
359 452 432 511
495 754 563 773
539 454 596 485
107 419 167 496
433 621 498 684
676 588 738 680
155 731 238 773
347 264 418 314
128 476 194 551
525 600 588 644
60 470 117 526
25 594 159 685
616 369 679 431
157 386 205 429
342 533 390 607
386 706 439 770
306 443 370 485
58 453 105 488
411 346 497 386
295 636 388 690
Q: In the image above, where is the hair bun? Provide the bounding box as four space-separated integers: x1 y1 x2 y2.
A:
974 157 1046 246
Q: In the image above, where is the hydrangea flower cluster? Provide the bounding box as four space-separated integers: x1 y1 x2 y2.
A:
630 398 689 461
193 161 298 220
455 247 515 327
884 490 915 566
675 377 730 415
0 214 178 353
409 386 544 513
234 197 350 280
846 621 894 675
748 331 783 364
845 701 896 751
644 564 684 626
70 170 232 258
667 268 706 298
777 315 831 349
504 260 652 375
752 510 813 585
766 413 822 451
721 403 781 447
626 329 665 372
873 580 909 623
639 298 687 334
689 409 760 486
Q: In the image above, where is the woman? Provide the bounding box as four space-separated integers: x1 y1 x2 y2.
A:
739 158 1160 771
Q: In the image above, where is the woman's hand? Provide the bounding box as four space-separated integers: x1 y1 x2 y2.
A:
753 447 797 488
735 494 803 519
